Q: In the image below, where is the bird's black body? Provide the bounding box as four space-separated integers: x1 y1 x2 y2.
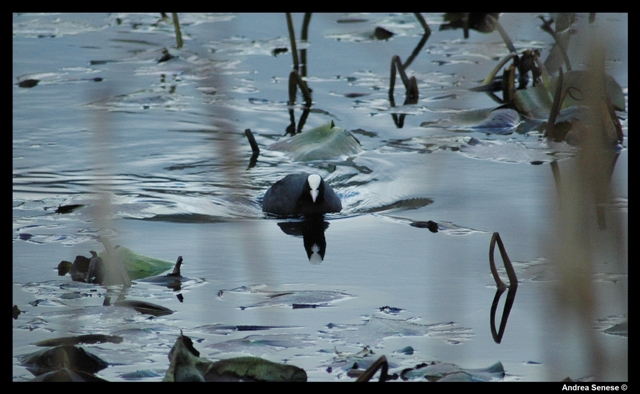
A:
262 173 341 217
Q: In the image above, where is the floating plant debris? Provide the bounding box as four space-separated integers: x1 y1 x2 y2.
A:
35 334 124 347
401 360 505 381
164 333 307 382
18 345 109 376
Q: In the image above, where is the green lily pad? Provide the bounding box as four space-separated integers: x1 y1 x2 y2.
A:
164 333 307 382
268 121 362 161
98 246 175 280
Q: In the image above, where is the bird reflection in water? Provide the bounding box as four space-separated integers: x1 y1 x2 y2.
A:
276 217 329 263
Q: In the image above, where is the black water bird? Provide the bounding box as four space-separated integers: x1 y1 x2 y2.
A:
262 173 341 217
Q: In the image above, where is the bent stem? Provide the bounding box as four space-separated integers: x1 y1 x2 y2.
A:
489 232 518 290
288 70 312 107
539 16 572 71
487 15 517 54
480 52 518 86
355 355 389 382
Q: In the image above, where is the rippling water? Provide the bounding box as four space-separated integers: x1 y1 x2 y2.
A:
13 13 627 382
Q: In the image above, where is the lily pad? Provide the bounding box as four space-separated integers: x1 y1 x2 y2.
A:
18 345 109 376
459 137 577 164
164 333 307 382
138 256 203 291
98 246 175 280
268 121 363 161
321 316 473 348
514 71 625 120
548 70 625 112
514 83 554 119
224 286 354 310
401 360 505 382
421 108 521 134
53 204 85 214
194 323 302 335
29 368 108 382
205 334 315 355
108 298 174 317
604 321 628 338
35 334 123 347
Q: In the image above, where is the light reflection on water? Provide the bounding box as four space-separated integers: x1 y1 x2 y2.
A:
13 13 627 381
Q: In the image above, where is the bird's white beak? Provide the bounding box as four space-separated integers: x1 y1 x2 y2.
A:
307 174 321 203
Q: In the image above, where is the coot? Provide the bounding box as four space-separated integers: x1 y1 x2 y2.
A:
263 173 342 217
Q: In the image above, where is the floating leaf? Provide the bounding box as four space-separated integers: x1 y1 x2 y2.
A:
164 333 307 382
422 108 521 134
53 204 85 214
604 321 628 338
138 256 199 291
29 368 108 382
17 79 39 88
238 289 354 310
401 360 505 382
18 345 108 376
111 299 174 316
321 316 473 348
514 83 554 119
365 197 434 213
268 121 362 161
515 71 625 120
548 70 625 111
206 334 315 356
459 138 577 164
35 334 123 347
120 369 163 379
98 246 175 280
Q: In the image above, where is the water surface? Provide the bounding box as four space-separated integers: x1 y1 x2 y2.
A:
13 13 627 382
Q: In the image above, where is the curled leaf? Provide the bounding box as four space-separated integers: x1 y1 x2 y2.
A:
164 333 307 382
98 246 175 280
269 121 362 161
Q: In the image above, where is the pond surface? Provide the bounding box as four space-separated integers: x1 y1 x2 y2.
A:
13 13 627 382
